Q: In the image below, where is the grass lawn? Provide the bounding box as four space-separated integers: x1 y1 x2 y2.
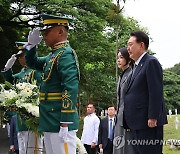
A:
78 115 180 153
163 114 180 154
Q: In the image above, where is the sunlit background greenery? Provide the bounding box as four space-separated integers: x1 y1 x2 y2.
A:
0 1 179 152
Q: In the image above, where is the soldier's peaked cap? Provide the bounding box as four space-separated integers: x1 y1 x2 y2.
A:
40 14 73 26
15 42 27 50
15 42 27 56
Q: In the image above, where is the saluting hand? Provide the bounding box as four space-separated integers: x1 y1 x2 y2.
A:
27 28 43 49
4 54 17 71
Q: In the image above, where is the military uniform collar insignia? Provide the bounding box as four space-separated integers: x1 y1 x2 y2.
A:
52 40 69 50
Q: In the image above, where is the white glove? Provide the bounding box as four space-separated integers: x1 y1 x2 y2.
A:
58 126 68 142
28 28 43 47
4 54 17 70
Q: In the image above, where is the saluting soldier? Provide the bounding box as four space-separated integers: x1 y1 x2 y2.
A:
1 42 42 154
24 14 79 154
1 42 41 85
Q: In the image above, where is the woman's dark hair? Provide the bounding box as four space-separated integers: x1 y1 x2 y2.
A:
118 47 133 66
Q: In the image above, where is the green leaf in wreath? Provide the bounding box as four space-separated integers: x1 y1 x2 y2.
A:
5 81 13 89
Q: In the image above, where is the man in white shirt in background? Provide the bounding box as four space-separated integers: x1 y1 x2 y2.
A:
81 103 100 154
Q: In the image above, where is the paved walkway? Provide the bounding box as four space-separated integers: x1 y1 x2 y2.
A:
0 128 9 154
0 128 46 154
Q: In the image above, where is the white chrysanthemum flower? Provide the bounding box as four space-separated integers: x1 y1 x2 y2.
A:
3 89 17 100
22 104 39 117
25 83 37 89
23 103 33 109
0 92 6 102
31 106 39 117
20 88 32 98
0 82 40 125
0 102 6 106
8 89 18 98
15 99 23 108
16 82 27 90
4 90 10 99
36 98 40 105
30 84 37 89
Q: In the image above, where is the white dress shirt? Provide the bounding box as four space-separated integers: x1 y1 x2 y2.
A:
81 113 100 145
135 52 147 65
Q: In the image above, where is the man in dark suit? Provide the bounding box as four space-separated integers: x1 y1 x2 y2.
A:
98 106 116 154
124 31 167 154
9 114 19 154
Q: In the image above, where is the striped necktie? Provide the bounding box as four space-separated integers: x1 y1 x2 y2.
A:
129 63 137 83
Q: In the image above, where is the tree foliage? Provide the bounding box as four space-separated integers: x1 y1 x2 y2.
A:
167 63 180 75
1 0 168 115
163 70 180 112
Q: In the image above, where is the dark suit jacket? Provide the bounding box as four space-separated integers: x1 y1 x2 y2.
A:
124 53 167 130
98 117 115 149
9 115 19 150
